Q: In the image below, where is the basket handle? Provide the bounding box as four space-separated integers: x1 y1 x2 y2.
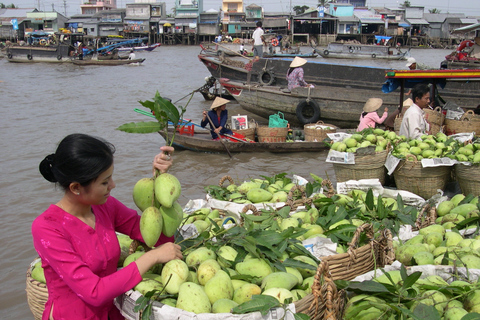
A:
347 223 374 251
460 110 474 121
414 203 437 230
433 106 442 113
128 239 151 254
277 111 285 120
308 261 339 320
315 121 325 125
321 179 336 198
219 175 234 187
241 204 260 216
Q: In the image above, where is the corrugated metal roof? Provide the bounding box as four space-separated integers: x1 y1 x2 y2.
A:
0 8 36 18
406 18 429 25
452 22 480 33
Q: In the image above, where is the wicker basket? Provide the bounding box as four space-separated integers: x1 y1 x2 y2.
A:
394 115 403 134
333 149 388 184
256 126 288 143
294 261 345 320
393 155 451 200
304 121 338 142
26 258 48 320
232 127 256 141
445 110 480 136
454 163 480 197
412 203 438 231
319 224 394 281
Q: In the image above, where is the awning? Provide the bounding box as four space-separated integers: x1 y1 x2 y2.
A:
359 19 384 24
406 18 429 25
163 23 171 27
452 22 480 33
398 21 410 28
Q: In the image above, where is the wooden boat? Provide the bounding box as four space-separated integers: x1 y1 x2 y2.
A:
316 42 408 60
221 69 480 128
6 32 86 63
440 59 480 69
158 130 328 153
72 58 145 66
263 50 318 58
199 54 480 109
117 43 161 52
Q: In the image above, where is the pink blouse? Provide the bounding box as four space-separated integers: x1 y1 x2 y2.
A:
32 196 173 320
357 111 388 132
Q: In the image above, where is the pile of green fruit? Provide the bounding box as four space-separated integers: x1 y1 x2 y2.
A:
343 265 480 319
126 206 325 316
436 193 480 230
329 128 403 153
132 172 183 247
394 224 480 268
204 173 319 205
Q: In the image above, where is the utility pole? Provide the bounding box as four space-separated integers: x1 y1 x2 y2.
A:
63 0 67 16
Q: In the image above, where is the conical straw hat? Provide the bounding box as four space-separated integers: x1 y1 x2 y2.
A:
210 97 230 109
363 98 383 112
290 56 307 68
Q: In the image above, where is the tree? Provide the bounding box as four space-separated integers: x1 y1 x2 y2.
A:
293 5 309 15
429 8 441 13
7 3 16 8
401 1 411 8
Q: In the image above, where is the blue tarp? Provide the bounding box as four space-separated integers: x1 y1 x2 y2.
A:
382 78 446 93
374 35 391 41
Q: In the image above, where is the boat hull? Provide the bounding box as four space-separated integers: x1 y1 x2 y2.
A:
117 44 161 52
318 43 408 60
6 45 73 63
72 58 145 66
159 131 328 153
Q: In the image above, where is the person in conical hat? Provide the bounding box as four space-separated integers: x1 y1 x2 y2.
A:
357 98 389 132
286 56 313 91
201 97 233 140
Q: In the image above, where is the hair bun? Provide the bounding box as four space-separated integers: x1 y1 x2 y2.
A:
39 154 57 183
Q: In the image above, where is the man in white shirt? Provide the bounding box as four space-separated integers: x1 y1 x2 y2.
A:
252 21 265 58
399 83 431 140
128 49 136 60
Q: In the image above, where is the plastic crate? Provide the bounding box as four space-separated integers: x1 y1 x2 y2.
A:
176 123 194 136
268 112 288 128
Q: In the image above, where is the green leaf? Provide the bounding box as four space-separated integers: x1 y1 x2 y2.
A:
116 121 162 133
365 189 375 210
231 295 280 315
283 258 317 271
402 271 422 290
461 313 480 320
294 313 311 320
347 280 391 293
412 303 441 320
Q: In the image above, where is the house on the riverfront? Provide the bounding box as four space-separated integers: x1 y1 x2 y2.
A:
80 0 117 14
0 8 35 40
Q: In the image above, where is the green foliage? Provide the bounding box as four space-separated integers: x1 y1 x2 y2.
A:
116 91 187 146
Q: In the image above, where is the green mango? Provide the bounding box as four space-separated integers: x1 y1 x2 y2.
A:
176 282 211 313
185 247 217 268
261 272 298 291
232 283 261 305
161 259 189 294
154 173 181 208
262 288 294 303
140 207 163 248
31 261 46 283
160 201 183 237
235 258 272 280
437 200 455 216
132 177 158 212
197 259 221 286
204 270 234 304
212 299 238 313
246 188 273 203
134 279 163 296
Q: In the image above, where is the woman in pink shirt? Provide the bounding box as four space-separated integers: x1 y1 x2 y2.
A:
32 133 183 320
357 98 388 132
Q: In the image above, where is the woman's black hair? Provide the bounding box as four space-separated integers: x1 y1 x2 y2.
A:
361 111 368 118
39 133 116 191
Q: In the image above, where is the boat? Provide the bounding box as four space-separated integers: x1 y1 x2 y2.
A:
221 69 480 128
263 50 318 58
6 32 86 63
72 58 145 66
316 42 408 60
117 43 161 52
158 129 328 153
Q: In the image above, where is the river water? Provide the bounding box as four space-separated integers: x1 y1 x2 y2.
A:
0 45 453 318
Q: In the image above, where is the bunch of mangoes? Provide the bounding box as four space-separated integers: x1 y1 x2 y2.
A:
133 173 183 247
436 193 479 230
345 269 480 319
329 128 404 153
394 224 480 268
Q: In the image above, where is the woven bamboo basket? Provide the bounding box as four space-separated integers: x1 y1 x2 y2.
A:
294 261 345 320
232 127 256 141
333 149 388 184
26 258 48 320
256 126 288 143
445 110 480 136
393 155 451 200
454 163 480 197
304 121 338 142
412 203 438 231
319 223 394 281
394 115 403 134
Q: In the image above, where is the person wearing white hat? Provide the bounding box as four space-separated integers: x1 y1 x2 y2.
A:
406 57 417 70
201 97 233 140
356 98 389 132
286 56 312 91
